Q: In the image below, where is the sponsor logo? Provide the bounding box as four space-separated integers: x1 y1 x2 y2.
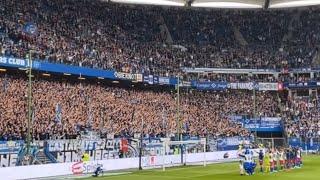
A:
150 156 156 165
71 162 103 175
229 82 257 90
195 82 227 90
114 72 142 81
71 162 83 174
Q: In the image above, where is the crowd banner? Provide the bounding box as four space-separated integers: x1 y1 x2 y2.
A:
191 81 228 90
228 116 283 132
216 136 253 151
242 117 282 132
46 139 106 152
0 141 24 154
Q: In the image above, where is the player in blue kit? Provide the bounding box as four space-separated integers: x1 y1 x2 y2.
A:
258 149 264 172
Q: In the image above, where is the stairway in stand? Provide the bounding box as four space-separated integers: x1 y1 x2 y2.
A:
36 151 53 164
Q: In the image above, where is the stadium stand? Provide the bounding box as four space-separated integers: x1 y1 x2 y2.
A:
0 0 320 173
0 0 319 77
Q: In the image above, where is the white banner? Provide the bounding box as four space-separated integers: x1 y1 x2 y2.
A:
258 82 278 91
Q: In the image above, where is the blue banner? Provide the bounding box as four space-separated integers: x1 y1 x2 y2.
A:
242 117 283 132
0 56 116 79
229 116 283 132
283 81 319 89
169 78 178 86
191 81 228 90
39 61 116 79
288 138 320 151
0 56 33 68
0 140 24 154
3 56 320 91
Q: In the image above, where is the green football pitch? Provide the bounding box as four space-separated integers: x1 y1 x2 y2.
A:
83 155 320 180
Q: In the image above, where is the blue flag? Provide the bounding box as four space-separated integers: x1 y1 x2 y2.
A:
23 22 38 36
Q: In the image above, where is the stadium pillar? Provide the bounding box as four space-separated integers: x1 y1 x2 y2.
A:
139 118 144 170
253 85 258 143
26 50 32 155
176 75 181 141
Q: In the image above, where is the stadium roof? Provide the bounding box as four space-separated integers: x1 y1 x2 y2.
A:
109 0 320 8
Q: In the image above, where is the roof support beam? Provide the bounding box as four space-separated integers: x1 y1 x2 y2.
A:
264 0 270 9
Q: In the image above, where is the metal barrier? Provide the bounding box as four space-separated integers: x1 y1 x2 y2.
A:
256 138 286 149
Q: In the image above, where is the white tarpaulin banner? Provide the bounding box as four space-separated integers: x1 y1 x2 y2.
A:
258 82 279 91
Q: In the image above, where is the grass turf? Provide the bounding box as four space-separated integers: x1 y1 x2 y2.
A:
84 155 320 180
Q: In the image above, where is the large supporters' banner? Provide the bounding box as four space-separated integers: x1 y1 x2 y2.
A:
242 117 283 132
191 81 228 91
229 116 283 132
46 139 106 152
0 141 24 154
217 136 253 151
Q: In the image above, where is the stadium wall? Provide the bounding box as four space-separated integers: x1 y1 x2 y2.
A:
0 150 242 179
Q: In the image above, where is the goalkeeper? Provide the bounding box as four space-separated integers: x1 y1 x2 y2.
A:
264 150 271 173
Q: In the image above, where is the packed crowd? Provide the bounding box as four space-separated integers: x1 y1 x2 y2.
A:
284 97 320 139
0 73 283 140
0 0 320 77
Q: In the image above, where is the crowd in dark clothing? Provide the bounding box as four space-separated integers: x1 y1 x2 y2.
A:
0 0 319 77
0 73 282 140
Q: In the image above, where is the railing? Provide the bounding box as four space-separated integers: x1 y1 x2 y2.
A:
44 142 58 163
